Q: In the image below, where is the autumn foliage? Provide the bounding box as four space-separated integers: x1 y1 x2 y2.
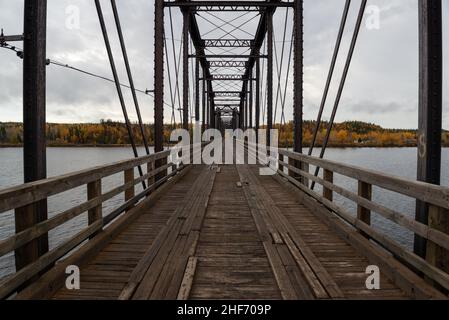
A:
0 120 448 148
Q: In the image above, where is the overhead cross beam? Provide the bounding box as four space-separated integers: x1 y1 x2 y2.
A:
164 1 294 11
201 74 249 81
202 39 254 48
207 61 248 68
210 91 247 97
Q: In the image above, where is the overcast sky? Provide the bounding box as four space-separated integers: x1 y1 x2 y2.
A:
0 0 448 129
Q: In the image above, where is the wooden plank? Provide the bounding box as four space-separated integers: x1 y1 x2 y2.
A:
282 233 329 299
241 165 344 299
262 241 298 300
122 167 215 299
177 257 198 300
236 165 297 300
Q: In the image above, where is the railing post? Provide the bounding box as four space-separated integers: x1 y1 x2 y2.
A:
147 159 155 188
279 154 284 174
125 168 135 211
323 169 333 201
87 179 102 237
426 205 449 280
301 162 309 187
288 157 297 180
357 181 372 237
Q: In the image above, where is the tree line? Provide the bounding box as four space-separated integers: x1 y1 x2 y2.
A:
0 119 448 148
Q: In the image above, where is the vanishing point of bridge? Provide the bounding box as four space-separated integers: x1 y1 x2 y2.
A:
0 1 448 300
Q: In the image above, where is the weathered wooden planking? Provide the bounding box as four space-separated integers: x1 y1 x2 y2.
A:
41 166 198 300
238 165 341 299
129 166 217 300
190 165 283 300
177 257 198 300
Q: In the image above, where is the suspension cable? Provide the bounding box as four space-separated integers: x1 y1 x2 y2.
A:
164 32 177 129
169 7 183 122
311 0 367 190
110 0 150 155
309 0 352 156
279 30 294 127
94 0 146 189
273 7 290 125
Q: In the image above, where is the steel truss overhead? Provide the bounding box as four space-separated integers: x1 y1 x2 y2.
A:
159 0 302 138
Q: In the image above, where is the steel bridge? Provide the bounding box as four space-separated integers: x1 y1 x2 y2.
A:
0 0 448 300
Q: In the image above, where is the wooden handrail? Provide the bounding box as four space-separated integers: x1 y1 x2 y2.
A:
268 148 449 292
0 150 170 213
279 149 449 210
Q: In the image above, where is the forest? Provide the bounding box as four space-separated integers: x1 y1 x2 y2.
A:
0 119 448 148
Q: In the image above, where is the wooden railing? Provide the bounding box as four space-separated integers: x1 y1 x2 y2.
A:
265 147 449 292
0 149 188 299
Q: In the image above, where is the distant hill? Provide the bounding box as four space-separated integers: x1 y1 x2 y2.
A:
0 120 448 148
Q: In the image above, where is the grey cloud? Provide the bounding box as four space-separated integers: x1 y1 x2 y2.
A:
0 0 448 129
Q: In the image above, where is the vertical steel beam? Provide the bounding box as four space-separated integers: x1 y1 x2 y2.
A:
266 12 273 149
182 11 190 130
206 82 210 128
195 56 200 123
154 0 166 178
202 68 206 132
209 82 216 128
414 0 443 258
244 81 249 129
256 56 260 138
16 0 49 271
249 68 253 128
293 0 304 153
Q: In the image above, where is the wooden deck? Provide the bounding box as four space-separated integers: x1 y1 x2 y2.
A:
36 164 433 300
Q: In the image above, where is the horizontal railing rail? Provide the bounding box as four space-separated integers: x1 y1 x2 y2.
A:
0 145 204 299
260 146 449 292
